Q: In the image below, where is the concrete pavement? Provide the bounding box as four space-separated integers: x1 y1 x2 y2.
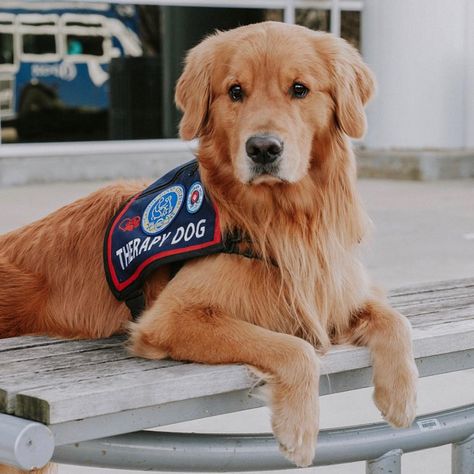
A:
1 177 473 474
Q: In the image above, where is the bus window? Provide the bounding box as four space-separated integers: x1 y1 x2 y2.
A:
22 33 57 55
67 35 104 56
0 32 14 64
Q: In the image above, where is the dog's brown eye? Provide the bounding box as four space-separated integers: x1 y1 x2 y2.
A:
291 83 309 99
229 85 243 102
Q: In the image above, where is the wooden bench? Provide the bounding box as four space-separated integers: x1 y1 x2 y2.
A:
1 278 474 473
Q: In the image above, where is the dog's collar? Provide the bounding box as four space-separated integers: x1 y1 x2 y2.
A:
221 229 277 266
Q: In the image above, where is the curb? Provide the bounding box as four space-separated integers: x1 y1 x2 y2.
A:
1 142 473 187
356 149 474 181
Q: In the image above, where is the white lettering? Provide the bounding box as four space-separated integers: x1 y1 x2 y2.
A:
184 223 195 242
196 219 206 238
171 226 184 244
148 236 161 251
123 241 132 267
132 238 140 259
159 232 172 247
115 248 125 270
115 219 209 271
31 62 77 81
139 237 151 254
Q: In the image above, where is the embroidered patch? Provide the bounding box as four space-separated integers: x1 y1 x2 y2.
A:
186 182 204 214
119 216 140 232
141 185 184 235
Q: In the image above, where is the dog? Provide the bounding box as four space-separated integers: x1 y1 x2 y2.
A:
0 21 418 470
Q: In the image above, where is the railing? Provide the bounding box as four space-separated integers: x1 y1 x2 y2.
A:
2 403 474 473
52 404 474 473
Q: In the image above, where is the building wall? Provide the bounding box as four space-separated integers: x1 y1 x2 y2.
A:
362 0 473 150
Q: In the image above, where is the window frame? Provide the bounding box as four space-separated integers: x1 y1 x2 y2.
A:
17 13 61 63
60 14 112 63
0 13 18 73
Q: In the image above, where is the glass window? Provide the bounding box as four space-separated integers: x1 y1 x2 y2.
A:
296 9 330 32
0 32 14 64
341 10 361 50
66 35 104 56
23 34 57 55
264 10 283 22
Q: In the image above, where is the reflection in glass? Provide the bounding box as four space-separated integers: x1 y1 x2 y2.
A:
22 34 57 55
0 32 13 64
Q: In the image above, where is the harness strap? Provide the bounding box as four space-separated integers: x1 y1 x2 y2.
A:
125 292 146 320
222 229 278 266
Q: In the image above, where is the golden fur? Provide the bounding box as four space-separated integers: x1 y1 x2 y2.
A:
0 22 417 470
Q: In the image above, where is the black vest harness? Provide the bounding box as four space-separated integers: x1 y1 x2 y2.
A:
103 160 266 319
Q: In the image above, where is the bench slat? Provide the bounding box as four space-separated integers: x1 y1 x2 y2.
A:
15 363 256 424
388 277 474 298
0 354 183 414
0 336 125 363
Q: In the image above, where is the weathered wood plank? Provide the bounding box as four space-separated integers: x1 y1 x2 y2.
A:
0 346 132 378
393 292 474 313
389 277 474 298
391 284 474 315
0 335 126 353
392 288 474 309
15 363 256 424
408 306 474 327
0 335 73 352
0 336 125 364
0 353 184 414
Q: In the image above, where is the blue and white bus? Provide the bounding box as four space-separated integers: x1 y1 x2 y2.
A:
0 1 142 122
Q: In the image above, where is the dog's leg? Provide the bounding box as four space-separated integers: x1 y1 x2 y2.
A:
0 254 48 338
346 297 418 427
130 300 320 468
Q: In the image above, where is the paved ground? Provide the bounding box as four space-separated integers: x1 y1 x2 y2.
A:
1 178 473 474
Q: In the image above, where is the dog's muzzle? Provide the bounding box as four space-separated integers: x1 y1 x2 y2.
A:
246 134 283 165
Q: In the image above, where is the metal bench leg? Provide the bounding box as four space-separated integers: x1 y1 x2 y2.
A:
0 413 54 471
366 449 402 474
452 434 474 474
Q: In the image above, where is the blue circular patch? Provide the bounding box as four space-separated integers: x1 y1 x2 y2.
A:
142 185 184 235
186 182 204 214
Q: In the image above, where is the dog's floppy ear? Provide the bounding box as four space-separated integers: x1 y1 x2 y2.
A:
329 38 376 139
175 36 216 141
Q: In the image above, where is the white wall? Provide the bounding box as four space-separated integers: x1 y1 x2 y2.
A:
465 0 474 148
362 0 472 150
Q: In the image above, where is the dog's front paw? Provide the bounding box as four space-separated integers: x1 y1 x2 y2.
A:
373 360 418 428
270 381 319 467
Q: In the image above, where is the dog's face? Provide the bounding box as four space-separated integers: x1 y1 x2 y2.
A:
176 22 375 186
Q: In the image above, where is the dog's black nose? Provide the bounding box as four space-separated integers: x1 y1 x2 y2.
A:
246 135 283 165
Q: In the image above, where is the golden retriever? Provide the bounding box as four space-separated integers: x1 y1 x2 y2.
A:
0 21 418 470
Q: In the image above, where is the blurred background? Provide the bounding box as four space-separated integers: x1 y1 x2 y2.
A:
0 1 473 473
0 0 473 182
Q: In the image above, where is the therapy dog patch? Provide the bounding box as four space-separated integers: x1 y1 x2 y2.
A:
104 160 224 302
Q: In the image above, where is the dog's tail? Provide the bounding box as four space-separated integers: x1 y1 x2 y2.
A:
0 253 48 338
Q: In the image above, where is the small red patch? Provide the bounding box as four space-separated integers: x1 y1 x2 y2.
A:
119 216 140 232
191 190 199 204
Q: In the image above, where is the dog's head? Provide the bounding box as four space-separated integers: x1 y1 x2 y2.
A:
176 22 375 186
